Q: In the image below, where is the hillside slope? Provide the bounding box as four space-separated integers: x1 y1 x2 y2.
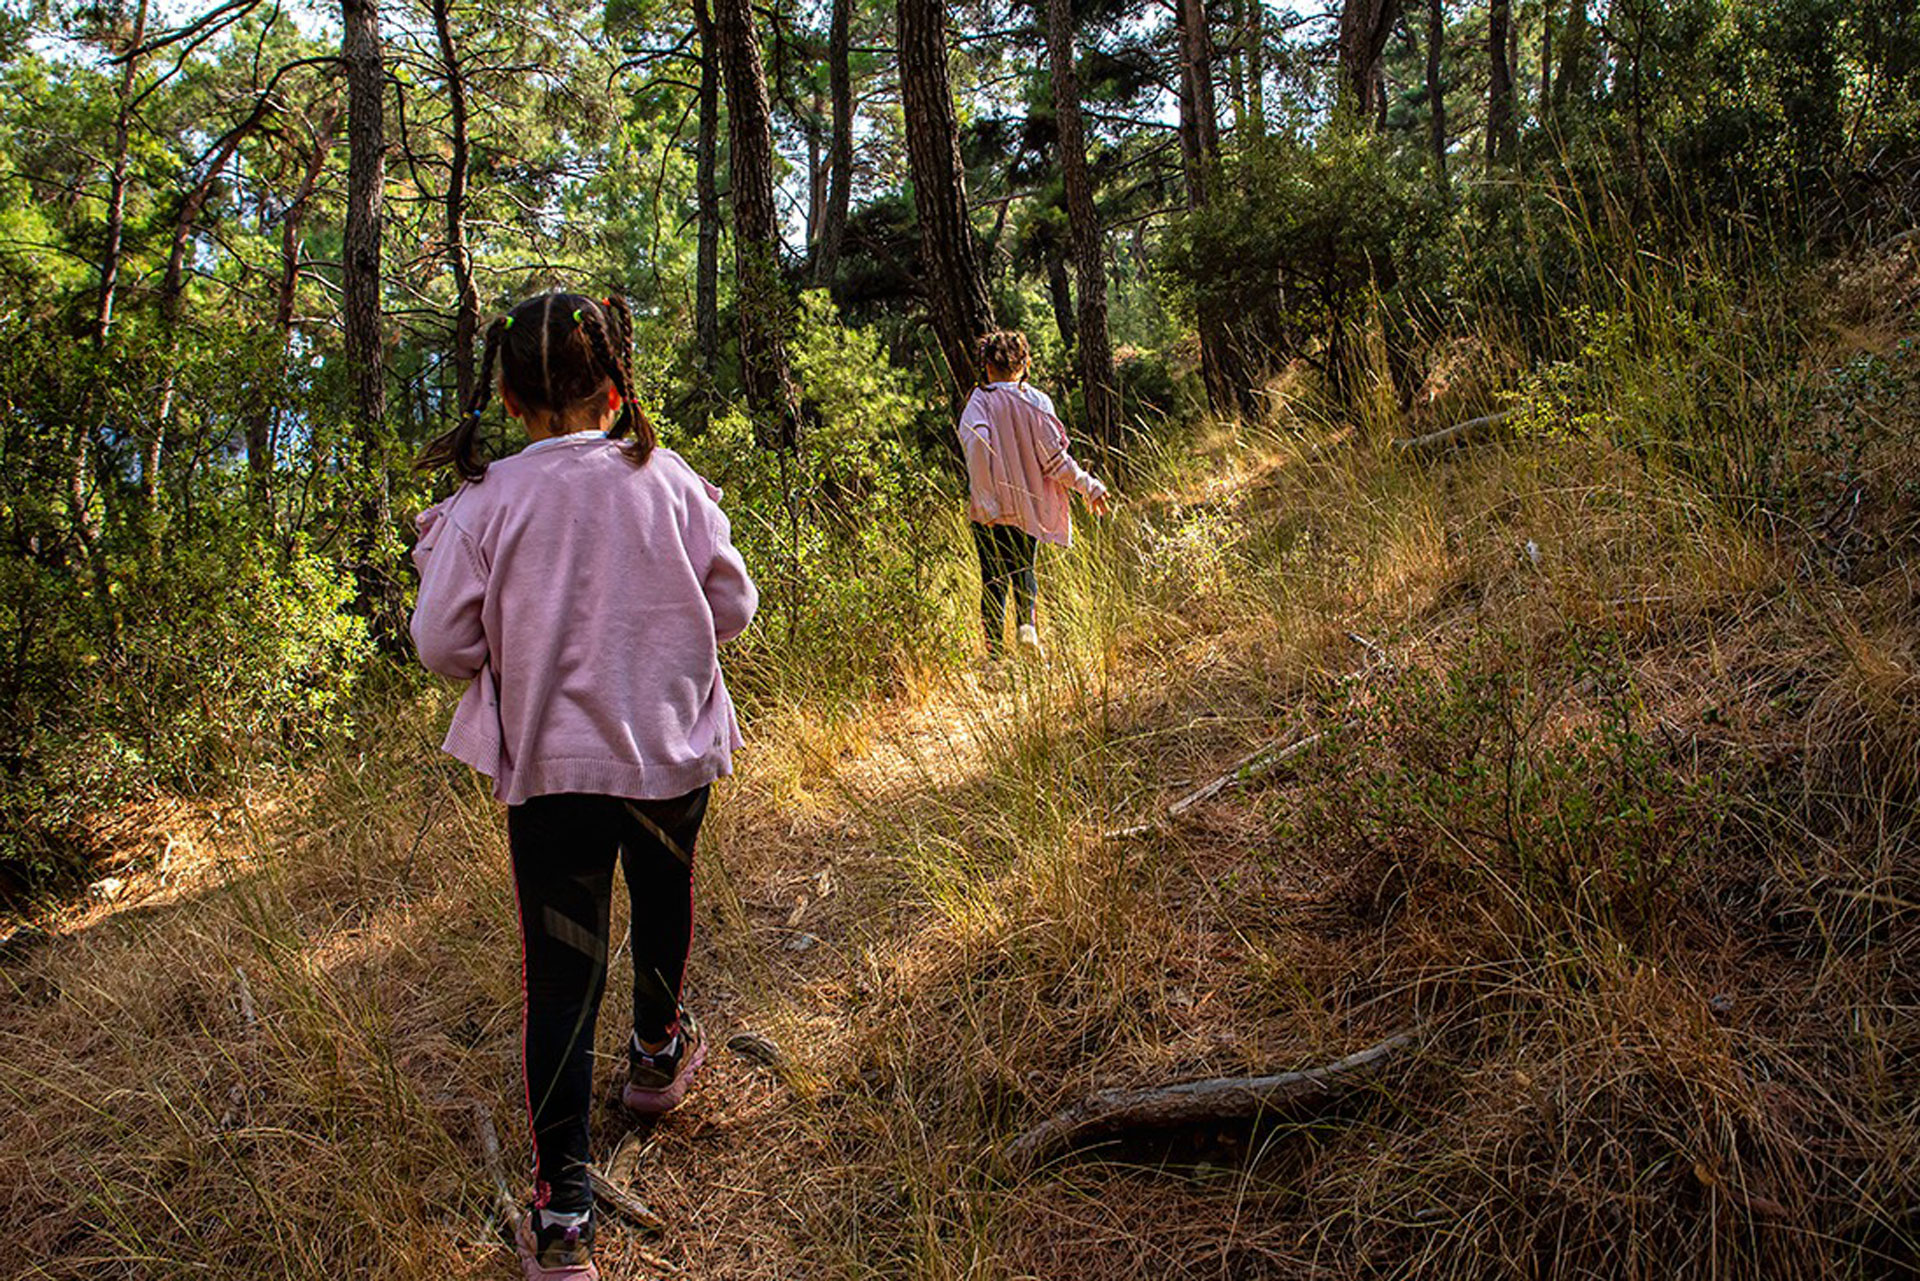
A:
5 253 1918 1280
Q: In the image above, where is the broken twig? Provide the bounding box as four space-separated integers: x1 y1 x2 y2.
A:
1006 1031 1417 1169
1395 409 1516 453
472 1103 520 1225
1104 729 1332 840
587 1163 665 1231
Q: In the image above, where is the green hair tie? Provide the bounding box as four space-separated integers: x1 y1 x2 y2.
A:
502 315 514 329
572 309 583 323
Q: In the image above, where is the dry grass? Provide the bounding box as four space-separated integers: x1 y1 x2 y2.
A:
5 251 1919 1280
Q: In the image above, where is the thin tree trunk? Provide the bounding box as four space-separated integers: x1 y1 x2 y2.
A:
1047 0 1117 450
150 103 271 542
1227 0 1247 135
1539 0 1553 107
1487 0 1517 163
95 0 149 345
342 0 394 622
714 0 800 448
898 0 995 394
693 0 720 391
1177 0 1245 415
1337 0 1401 123
431 0 478 411
1046 250 1076 354
1245 0 1264 138
1427 0 1448 190
814 0 853 290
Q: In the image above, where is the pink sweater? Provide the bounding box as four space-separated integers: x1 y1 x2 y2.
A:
958 382 1107 546
410 435 757 805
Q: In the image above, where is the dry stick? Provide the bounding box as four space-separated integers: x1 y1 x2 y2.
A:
1877 227 1917 251
586 1165 666 1232
1006 1031 1418 1170
1103 728 1333 840
1394 408 1516 453
472 1103 520 1226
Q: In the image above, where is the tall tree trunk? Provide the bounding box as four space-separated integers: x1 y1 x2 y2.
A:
1427 0 1448 189
95 0 149 346
1540 0 1554 106
692 0 720 392
1487 0 1517 163
1245 0 1265 138
1337 0 1401 123
150 102 271 543
814 0 853 290
898 0 995 394
1227 0 1248 135
431 0 478 412
342 0 394 623
714 0 800 448
1177 0 1245 414
1045 250 1076 354
1047 0 1117 450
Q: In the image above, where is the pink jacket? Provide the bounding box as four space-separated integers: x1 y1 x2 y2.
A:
958 382 1107 546
410 435 757 805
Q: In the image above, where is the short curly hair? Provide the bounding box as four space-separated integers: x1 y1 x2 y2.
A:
977 330 1030 380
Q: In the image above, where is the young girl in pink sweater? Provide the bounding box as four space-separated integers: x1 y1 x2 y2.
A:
411 291 756 1281
958 330 1111 657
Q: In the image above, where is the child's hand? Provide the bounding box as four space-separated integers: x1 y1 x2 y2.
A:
1088 491 1112 516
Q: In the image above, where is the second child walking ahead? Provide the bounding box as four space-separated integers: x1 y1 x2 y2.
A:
410 291 756 1281
958 329 1111 658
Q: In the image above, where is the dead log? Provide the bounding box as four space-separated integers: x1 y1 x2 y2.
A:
1005 1031 1417 1170
1395 409 1515 453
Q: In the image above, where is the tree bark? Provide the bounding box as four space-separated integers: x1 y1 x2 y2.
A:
1046 249 1076 354
94 0 149 345
814 0 853 291
692 0 720 392
1047 0 1118 451
1337 0 1401 124
1427 0 1448 190
714 0 801 448
1487 0 1517 163
1245 0 1265 138
342 0 395 620
1176 0 1246 416
431 0 478 412
898 0 996 394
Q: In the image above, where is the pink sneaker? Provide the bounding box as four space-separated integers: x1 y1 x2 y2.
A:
621 1013 707 1114
514 1208 598 1281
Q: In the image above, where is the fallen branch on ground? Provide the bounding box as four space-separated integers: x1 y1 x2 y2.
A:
1005 1031 1418 1170
1103 727 1342 840
1395 409 1515 453
472 1104 520 1226
588 1163 666 1231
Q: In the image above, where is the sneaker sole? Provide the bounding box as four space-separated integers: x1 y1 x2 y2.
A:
621 1034 707 1115
514 1212 599 1281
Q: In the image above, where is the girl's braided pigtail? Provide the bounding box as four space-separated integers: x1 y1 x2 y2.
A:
416 315 508 482
582 297 657 465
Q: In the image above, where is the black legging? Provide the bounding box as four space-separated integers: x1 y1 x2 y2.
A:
973 522 1037 651
506 786 709 1215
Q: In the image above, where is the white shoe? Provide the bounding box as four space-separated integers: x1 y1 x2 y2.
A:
1016 623 1043 658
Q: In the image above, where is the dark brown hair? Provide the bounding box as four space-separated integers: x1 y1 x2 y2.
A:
416 291 657 481
977 329 1031 382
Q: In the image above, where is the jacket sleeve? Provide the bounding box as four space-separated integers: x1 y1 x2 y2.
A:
409 507 490 679
694 481 759 644
1037 415 1109 504
959 417 1001 519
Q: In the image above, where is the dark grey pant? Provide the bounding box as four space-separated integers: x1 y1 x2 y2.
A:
973 522 1038 651
506 786 708 1214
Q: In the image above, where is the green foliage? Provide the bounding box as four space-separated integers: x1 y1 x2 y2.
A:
1160 127 1434 395
1307 632 1719 932
679 293 966 702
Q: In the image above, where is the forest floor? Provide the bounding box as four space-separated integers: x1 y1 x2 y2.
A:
5 249 1920 1279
